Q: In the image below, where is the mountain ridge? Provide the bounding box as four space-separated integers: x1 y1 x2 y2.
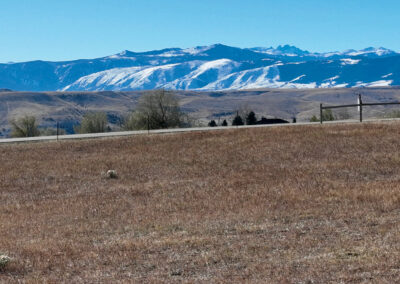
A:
1 44 399 91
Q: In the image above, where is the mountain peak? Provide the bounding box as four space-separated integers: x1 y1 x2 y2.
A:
249 44 309 56
344 47 396 57
2 44 400 92
276 44 310 55
113 50 136 58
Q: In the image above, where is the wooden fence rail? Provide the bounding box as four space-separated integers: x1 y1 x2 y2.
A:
320 94 400 124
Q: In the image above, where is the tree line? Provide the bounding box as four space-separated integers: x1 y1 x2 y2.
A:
9 90 190 138
208 111 292 127
8 90 295 138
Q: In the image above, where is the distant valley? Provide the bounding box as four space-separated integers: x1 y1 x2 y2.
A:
2 87 400 137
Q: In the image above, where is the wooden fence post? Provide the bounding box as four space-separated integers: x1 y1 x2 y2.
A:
320 103 323 124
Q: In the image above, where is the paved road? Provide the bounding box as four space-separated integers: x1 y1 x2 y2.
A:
0 118 399 144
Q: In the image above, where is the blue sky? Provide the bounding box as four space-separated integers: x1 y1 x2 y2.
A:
0 0 399 62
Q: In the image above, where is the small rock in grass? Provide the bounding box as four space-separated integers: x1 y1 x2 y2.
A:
171 270 183 276
106 170 118 179
0 254 11 270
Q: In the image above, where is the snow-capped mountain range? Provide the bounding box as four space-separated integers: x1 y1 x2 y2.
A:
1 44 400 91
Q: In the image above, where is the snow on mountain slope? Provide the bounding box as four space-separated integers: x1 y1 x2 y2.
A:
64 61 320 91
201 65 282 90
250 45 397 60
250 45 310 57
164 59 241 89
64 59 242 91
1 44 400 91
205 65 317 89
355 80 393 87
346 47 396 57
63 64 179 91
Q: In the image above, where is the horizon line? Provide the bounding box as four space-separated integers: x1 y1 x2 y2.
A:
1 43 398 64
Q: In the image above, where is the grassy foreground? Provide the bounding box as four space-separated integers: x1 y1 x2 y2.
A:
1 123 400 282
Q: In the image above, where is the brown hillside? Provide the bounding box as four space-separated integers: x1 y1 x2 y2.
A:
2 87 400 136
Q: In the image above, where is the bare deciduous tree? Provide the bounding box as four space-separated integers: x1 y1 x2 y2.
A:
237 103 252 122
10 116 40 137
124 89 190 130
75 112 108 134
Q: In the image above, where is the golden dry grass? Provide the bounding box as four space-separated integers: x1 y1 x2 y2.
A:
1 122 400 282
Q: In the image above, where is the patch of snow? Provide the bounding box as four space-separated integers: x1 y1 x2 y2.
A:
325 76 339 81
192 59 238 78
182 45 213 55
382 73 393 78
287 82 317 88
106 54 137 60
321 52 342 57
319 76 341 88
348 47 393 56
197 65 281 90
157 52 181 57
355 80 393 87
290 75 306 82
286 62 305 65
341 58 360 65
107 55 120 59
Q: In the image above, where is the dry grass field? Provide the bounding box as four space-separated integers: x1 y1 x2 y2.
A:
1 122 400 282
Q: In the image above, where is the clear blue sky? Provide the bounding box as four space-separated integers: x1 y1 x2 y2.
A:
1 0 399 63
